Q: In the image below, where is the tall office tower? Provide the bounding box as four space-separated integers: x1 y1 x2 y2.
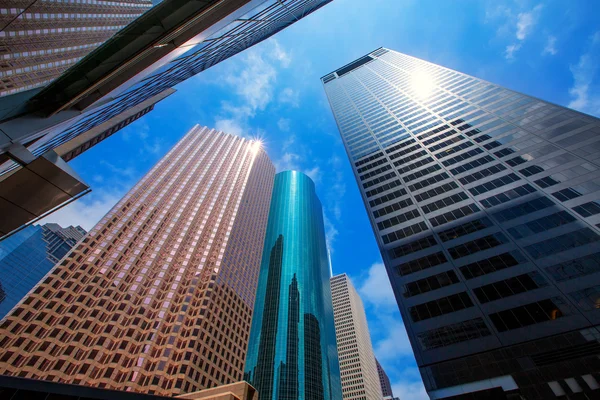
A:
330 273 382 400
0 125 275 396
245 171 342 400
0 0 153 97
375 359 393 399
0 0 334 235
0 222 86 319
323 48 600 399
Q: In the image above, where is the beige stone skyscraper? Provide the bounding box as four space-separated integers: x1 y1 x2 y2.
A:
0 125 275 396
0 0 152 97
331 274 383 400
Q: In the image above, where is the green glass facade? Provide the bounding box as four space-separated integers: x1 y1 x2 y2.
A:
245 171 342 400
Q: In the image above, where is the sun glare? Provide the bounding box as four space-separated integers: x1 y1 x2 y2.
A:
250 139 263 154
411 70 435 99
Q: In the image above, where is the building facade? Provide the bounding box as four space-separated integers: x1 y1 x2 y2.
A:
375 359 393 399
323 48 600 399
0 0 152 97
0 125 275 396
330 274 382 400
0 223 86 320
244 171 342 400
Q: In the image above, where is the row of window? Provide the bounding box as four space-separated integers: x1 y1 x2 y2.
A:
377 208 420 231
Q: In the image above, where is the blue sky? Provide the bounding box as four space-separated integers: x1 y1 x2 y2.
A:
44 0 600 398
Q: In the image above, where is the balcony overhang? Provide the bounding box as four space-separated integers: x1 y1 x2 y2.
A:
0 147 90 238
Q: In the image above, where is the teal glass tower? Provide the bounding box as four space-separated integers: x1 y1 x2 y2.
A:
244 171 342 400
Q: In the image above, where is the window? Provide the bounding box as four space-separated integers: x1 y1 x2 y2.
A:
450 155 495 175
373 198 413 218
442 147 484 167
392 150 427 167
396 252 448 276
377 209 420 230
460 251 526 280
573 201 600 218
568 285 600 311
428 135 465 152
458 164 507 185
429 204 480 227
357 157 387 174
448 233 509 259
479 184 536 209
382 221 428 244
397 157 434 175
389 144 422 161
409 292 473 322
414 182 459 202
369 188 408 207
363 171 397 189
524 228 600 259
403 270 459 297
437 218 494 242
365 180 402 198
545 253 600 282
473 272 547 303
421 192 469 214
507 211 576 239
408 172 449 191
488 298 568 332
492 197 554 222
355 152 383 167
417 318 491 351
359 164 392 180
385 139 416 154
435 141 474 159
469 173 520 196
551 179 600 202
389 236 438 260
403 164 442 183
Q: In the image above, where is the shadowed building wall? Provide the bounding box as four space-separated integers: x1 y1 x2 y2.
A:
0 125 275 396
244 170 342 400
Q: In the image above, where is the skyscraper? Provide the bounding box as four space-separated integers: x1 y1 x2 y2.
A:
244 171 342 400
0 125 275 396
375 359 393 399
0 0 153 97
0 0 334 235
323 48 600 399
0 223 86 319
330 273 382 400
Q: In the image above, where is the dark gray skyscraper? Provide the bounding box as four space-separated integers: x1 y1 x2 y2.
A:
323 48 600 399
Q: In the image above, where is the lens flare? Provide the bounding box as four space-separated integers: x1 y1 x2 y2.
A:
411 70 435 99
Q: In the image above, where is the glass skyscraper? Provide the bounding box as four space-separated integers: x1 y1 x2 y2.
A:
0 223 86 320
323 48 600 399
245 171 342 400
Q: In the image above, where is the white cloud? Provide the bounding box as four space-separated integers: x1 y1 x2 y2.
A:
323 213 338 254
213 40 294 135
504 43 521 60
40 187 125 231
356 262 397 310
277 117 291 132
121 121 163 155
516 4 543 40
269 38 292 68
568 31 600 115
278 87 300 107
215 118 245 137
392 380 429 400
304 166 322 183
543 35 557 55
275 152 302 172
